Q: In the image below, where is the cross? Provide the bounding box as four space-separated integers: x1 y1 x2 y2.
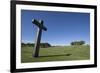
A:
32 19 47 57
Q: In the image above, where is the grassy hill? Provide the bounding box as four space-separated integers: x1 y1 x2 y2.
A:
21 45 90 63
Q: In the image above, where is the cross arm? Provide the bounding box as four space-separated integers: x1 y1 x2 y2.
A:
32 19 47 31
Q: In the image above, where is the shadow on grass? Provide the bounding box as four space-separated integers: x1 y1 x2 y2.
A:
39 53 72 58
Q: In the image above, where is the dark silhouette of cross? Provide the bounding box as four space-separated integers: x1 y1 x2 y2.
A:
32 19 47 57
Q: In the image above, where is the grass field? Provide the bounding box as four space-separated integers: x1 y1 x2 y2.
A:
21 45 90 63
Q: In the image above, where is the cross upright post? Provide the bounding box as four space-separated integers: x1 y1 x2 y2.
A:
32 19 47 57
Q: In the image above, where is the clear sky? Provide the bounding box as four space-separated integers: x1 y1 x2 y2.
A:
21 10 90 46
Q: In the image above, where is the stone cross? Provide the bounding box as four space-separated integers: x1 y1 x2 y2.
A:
32 19 47 57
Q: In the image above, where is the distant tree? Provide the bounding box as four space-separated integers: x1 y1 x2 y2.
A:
79 41 85 45
70 41 85 45
40 43 51 48
21 43 34 47
71 42 74 45
21 42 26 47
27 43 34 47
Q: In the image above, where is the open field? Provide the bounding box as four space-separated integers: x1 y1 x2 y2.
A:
21 45 90 63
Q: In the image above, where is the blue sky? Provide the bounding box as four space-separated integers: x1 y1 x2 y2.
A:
21 10 90 46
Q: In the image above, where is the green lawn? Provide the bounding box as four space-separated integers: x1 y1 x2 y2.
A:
21 45 90 63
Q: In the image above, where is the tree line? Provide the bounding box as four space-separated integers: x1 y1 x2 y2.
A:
22 40 86 48
21 42 51 48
